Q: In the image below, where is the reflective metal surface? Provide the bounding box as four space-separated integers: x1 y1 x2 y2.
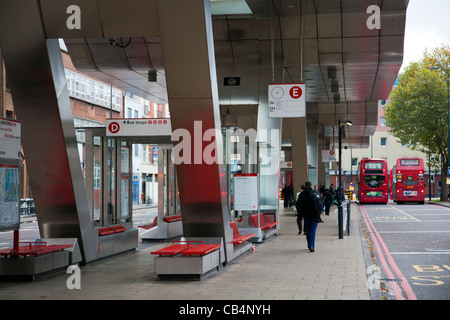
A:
157 0 233 261
60 0 408 148
0 0 409 264
0 1 97 262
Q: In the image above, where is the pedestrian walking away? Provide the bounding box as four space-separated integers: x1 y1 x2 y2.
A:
295 181 322 252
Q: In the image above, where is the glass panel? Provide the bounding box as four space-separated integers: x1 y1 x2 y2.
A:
93 137 102 224
120 143 130 223
403 179 418 185
106 138 116 225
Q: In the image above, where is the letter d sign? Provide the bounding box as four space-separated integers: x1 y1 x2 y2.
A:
108 122 120 134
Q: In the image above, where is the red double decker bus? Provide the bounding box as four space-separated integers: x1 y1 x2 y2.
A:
357 159 389 204
392 158 425 204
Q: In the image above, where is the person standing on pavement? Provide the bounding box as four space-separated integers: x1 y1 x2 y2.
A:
295 184 306 235
323 188 332 216
296 181 321 252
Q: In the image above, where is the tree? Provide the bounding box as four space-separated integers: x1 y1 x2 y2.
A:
384 45 450 201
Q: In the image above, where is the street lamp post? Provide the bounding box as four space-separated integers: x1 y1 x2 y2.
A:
430 66 450 202
338 120 352 239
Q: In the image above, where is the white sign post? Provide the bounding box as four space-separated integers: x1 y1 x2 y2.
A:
268 83 306 118
322 150 336 162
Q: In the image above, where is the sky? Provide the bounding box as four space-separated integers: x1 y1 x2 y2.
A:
401 0 450 71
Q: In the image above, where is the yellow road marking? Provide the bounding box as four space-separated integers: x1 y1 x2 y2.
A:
387 204 420 221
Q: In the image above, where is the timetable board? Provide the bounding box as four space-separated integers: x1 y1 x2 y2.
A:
234 173 259 211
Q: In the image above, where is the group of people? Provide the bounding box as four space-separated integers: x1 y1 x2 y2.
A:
293 182 337 252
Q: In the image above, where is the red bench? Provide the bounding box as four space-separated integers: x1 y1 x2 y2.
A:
0 241 73 257
151 241 198 256
180 244 222 256
151 240 222 257
230 222 255 245
98 225 127 236
249 213 279 230
138 216 158 230
163 214 182 223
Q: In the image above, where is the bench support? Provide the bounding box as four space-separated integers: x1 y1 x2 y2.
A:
0 238 82 281
152 237 224 280
140 216 183 240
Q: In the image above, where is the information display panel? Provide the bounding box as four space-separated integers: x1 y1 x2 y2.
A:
234 173 259 211
0 161 20 231
0 118 21 231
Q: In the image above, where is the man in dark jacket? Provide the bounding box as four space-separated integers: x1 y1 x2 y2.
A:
323 188 332 216
295 184 306 234
295 181 321 252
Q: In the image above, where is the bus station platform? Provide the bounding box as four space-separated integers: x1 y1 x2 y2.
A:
0 204 370 301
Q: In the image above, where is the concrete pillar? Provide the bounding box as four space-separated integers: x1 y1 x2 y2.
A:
157 0 232 260
0 1 97 262
307 121 318 186
290 117 308 196
318 149 326 187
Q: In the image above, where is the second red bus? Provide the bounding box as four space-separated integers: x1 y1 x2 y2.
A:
392 158 425 204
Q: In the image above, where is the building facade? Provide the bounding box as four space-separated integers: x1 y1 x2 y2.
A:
1 43 170 206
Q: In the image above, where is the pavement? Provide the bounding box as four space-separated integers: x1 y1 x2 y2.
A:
427 200 450 208
1 203 372 301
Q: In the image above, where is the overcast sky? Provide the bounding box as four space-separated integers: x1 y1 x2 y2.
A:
401 0 450 71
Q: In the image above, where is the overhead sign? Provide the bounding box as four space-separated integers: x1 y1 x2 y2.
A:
0 118 21 160
280 161 293 169
106 118 172 136
322 150 336 162
268 83 306 118
234 173 259 211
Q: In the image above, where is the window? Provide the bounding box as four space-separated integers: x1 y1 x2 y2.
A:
380 137 387 147
127 107 132 118
142 145 147 162
351 158 358 166
64 69 122 112
380 117 386 126
94 162 101 189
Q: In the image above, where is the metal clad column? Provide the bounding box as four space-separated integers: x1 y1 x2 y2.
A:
0 1 97 262
157 1 232 259
291 118 309 195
